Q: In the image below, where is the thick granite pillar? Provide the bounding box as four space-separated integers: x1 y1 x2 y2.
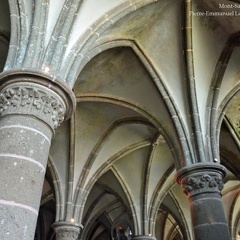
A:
52 221 81 240
0 71 75 240
176 163 230 240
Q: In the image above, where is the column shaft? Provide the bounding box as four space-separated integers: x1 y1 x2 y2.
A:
0 72 75 240
190 192 229 240
0 115 52 239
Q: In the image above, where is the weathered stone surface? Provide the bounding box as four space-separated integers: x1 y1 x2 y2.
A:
0 204 37 240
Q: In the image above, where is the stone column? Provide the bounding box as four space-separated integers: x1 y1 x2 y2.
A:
0 71 75 240
133 236 156 240
52 221 81 240
176 163 230 240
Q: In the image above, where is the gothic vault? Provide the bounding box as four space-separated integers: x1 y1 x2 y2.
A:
0 0 240 240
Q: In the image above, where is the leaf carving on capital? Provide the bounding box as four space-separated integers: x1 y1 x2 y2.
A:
55 228 79 239
182 173 224 194
0 86 65 128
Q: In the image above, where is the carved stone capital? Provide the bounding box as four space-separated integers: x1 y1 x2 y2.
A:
0 83 66 129
175 163 226 197
0 70 76 130
52 221 82 240
133 236 156 240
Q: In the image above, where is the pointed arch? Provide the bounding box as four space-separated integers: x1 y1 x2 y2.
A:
48 155 64 221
